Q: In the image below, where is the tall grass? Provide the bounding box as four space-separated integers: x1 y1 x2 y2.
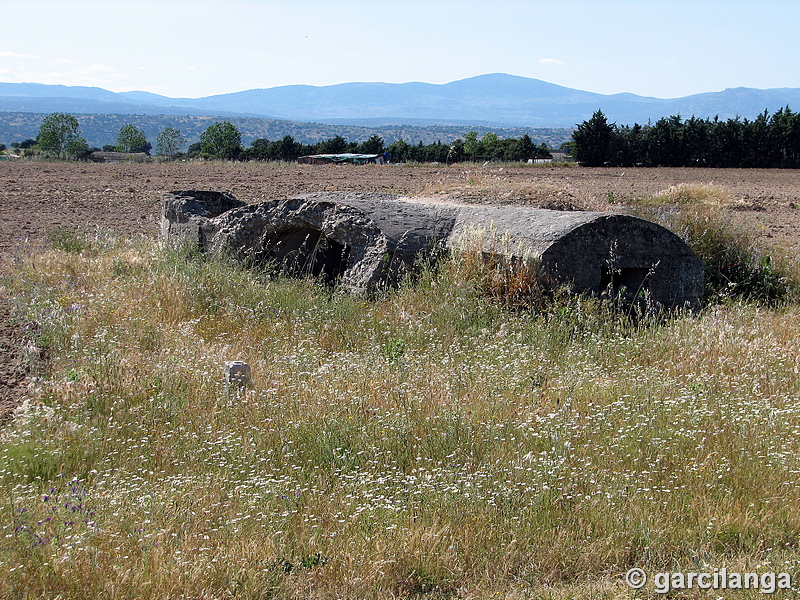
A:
2 231 800 598
630 183 800 305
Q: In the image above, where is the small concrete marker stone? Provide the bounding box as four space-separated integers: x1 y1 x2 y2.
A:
224 361 252 388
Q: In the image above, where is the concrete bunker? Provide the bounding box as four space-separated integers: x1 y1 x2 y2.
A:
262 225 351 284
162 190 704 309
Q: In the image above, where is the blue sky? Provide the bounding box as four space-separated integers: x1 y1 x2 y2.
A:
2 0 799 99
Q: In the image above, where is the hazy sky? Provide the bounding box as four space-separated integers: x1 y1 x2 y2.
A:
2 0 799 99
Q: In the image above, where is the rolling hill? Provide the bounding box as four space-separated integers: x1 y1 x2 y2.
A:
2 74 800 129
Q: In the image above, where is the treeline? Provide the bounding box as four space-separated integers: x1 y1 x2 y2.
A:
386 132 552 163
195 130 553 163
0 111 574 153
230 134 384 161
572 108 800 168
9 113 555 164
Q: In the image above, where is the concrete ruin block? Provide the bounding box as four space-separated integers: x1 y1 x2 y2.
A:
447 205 704 309
224 361 251 388
162 190 704 309
162 190 247 248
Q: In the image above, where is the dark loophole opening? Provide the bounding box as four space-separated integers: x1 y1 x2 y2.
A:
264 228 350 285
600 266 650 295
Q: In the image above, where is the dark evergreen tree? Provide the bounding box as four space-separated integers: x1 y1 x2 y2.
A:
683 117 712 166
357 135 385 154
315 135 348 154
447 138 465 163
535 142 553 160
771 107 800 167
187 142 202 158
712 117 746 167
244 138 274 161
572 110 613 166
511 134 536 161
609 125 637 167
386 138 412 162
278 135 300 161
645 116 685 167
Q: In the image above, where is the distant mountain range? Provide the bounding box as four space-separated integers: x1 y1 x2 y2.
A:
2 73 800 128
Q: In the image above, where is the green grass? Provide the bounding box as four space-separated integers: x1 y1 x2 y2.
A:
2 230 800 599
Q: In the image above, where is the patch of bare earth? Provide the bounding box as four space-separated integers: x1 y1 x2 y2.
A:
0 294 28 424
2 161 800 421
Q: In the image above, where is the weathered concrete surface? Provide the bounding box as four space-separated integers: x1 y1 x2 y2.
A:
165 191 459 292
162 190 247 248
162 190 704 308
448 205 704 308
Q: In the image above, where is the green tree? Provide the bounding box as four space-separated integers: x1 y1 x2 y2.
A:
116 124 151 154
710 117 746 167
278 135 300 160
644 115 685 167
771 106 800 167
187 142 202 158
315 135 348 154
572 110 614 167
447 138 465 163
512 133 536 161
423 140 450 162
463 131 480 160
155 127 186 157
386 138 412 162
65 137 89 158
200 121 242 159
535 142 553 160
245 138 275 161
357 134 384 154
682 117 710 166
37 113 88 159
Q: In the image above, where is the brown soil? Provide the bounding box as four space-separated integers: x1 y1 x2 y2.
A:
0 299 28 424
4 162 800 252
2 160 800 420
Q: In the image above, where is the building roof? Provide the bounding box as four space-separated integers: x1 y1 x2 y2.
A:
298 153 382 164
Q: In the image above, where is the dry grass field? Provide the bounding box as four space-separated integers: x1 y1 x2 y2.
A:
3 160 800 599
